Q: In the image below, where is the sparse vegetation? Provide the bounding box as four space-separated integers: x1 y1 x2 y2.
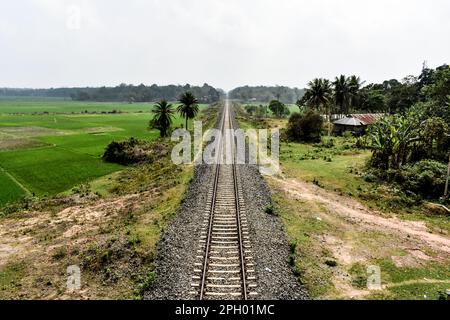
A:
239 94 450 300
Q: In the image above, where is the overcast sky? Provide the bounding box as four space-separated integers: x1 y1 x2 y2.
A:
0 0 449 91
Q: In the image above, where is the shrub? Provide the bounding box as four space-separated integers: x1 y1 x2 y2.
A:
322 137 334 148
264 204 276 215
136 272 155 297
400 160 447 199
363 174 377 183
269 100 289 118
342 131 353 139
325 259 337 267
286 110 324 143
244 105 257 116
72 183 91 197
102 138 171 165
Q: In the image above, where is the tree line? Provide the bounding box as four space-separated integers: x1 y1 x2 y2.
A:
0 83 223 104
290 63 449 200
298 64 449 117
229 86 305 104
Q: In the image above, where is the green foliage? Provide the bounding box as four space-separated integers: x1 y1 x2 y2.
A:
0 196 36 217
244 104 258 116
422 64 450 104
324 259 337 267
149 100 175 137
0 262 26 293
286 111 324 143
332 75 363 114
322 137 335 148
71 182 92 197
0 84 221 104
367 100 449 199
333 75 350 114
302 78 333 116
177 92 199 130
255 105 268 118
103 138 171 166
229 86 304 104
360 88 387 112
348 263 367 289
368 113 420 169
264 204 277 216
52 247 67 260
398 160 447 199
268 100 289 118
135 272 155 297
419 117 449 161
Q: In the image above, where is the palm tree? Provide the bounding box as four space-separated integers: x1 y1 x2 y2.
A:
333 75 350 115
177 92 199 130
348 75 364 111
304 78 333 121
150 100 175 137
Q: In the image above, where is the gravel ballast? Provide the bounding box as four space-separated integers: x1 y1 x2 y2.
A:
145 105 308 300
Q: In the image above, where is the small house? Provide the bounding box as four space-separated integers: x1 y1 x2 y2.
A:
332 113 385 136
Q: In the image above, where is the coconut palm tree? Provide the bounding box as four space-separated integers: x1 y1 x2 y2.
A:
177 92 199 130
150 100 175 137
348 75 364 111
304 78 333 121
333 75 350 115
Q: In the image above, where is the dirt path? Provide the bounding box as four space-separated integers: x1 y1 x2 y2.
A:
271 176 450 254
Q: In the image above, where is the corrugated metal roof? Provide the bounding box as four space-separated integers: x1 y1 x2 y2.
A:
351 113 385 125
333 117 365 126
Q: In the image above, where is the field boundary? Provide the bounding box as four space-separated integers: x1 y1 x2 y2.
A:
0 165 32 196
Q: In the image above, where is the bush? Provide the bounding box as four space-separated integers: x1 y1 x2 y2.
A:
403 160 447 198
399 160 447 199
342 131 353 139
102 138 171 165
244 105 257 116
264 204 276 215
269 100 289 118
286 110 324 142
322 137 334 148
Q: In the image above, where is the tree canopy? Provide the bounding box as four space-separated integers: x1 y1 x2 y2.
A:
0 83 222 104
229 86 304 104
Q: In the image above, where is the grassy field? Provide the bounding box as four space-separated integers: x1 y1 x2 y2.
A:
0 97 156 114
0 98 209 206
280 140 373 196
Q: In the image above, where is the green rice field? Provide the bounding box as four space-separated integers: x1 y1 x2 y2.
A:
0 98 208 206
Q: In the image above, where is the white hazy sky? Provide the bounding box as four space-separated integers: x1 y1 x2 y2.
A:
0 0 449 91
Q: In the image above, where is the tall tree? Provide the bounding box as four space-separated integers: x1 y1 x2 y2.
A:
177 92 199 130
304 78 333 121
149 100 175 137
348 75 364 111
333 75 350 114
268 100 288 118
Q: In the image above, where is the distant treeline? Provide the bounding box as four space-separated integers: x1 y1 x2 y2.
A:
0 87 80 98
229 86 305 104
0 83 224 103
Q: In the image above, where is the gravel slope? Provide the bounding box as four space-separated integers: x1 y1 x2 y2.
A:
145 163 214 299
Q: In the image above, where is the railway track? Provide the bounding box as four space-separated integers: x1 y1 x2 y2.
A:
190 100 257 300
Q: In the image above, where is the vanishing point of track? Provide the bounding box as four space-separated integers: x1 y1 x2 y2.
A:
190 100 257 300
